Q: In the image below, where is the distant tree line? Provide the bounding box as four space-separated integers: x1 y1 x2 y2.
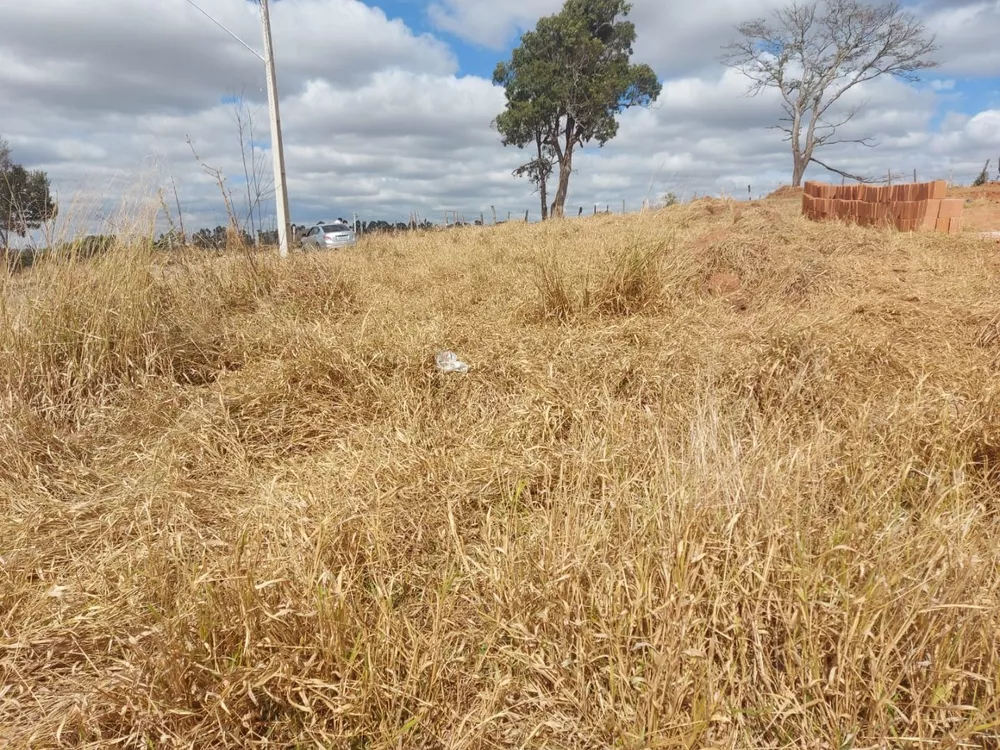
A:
179 218 439 250
2 217 466 273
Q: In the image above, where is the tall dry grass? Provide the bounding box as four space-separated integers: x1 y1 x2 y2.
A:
2 198 1000 748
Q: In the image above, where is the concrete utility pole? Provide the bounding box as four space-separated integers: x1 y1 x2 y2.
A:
259 0 291 257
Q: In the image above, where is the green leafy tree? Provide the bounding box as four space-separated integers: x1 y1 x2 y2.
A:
493 95 558 220
972 159 991 188
1 138 57 247
493 0 661 219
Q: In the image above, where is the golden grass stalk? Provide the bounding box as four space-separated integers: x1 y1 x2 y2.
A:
2 198 1000 748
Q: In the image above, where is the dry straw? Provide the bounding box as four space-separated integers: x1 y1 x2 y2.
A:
2 193 1000 747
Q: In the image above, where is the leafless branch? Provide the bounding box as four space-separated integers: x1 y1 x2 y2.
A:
229 90 274 245
722 0 938 185
186 135 240 245
808 155 873 182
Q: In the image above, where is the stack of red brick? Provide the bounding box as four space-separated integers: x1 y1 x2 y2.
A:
801 180 963 234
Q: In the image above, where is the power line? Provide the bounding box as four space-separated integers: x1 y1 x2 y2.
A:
183 0 264 61
183 0 290 257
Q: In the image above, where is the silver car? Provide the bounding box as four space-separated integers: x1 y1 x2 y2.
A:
300 221 357 250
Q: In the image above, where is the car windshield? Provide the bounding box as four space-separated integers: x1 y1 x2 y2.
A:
322 224 350 233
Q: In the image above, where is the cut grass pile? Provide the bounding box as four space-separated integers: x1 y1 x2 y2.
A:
2 199 1000 747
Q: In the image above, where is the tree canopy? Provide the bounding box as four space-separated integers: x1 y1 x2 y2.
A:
493 0 661 218
1 138 57 247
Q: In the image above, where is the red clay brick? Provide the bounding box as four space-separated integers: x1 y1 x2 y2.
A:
892 201 914 221
935 217 950 232
938 199 963 219
930 180 947 200
949 217 963 234
921 199 941 230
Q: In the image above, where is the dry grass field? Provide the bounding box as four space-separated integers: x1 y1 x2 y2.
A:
3 196 1000 748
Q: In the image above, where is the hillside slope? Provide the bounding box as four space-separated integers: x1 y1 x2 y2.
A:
3 200 1000 747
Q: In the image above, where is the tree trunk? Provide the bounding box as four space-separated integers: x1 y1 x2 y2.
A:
550 116 575 219
551 145 573 218
536 133 548 221
791 150 808 187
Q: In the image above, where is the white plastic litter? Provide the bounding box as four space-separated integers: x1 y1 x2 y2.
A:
435 351 470 373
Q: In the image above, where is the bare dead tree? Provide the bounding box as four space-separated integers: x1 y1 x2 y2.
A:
722 0 938 186
186 135 256 261
229 90 274 245
187 136 236 227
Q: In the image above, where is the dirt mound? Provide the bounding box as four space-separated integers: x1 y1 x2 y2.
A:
766 185 804 199
950 182 1000 203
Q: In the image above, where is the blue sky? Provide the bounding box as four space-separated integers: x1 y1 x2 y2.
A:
372 0 508 78
363 0 998 117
